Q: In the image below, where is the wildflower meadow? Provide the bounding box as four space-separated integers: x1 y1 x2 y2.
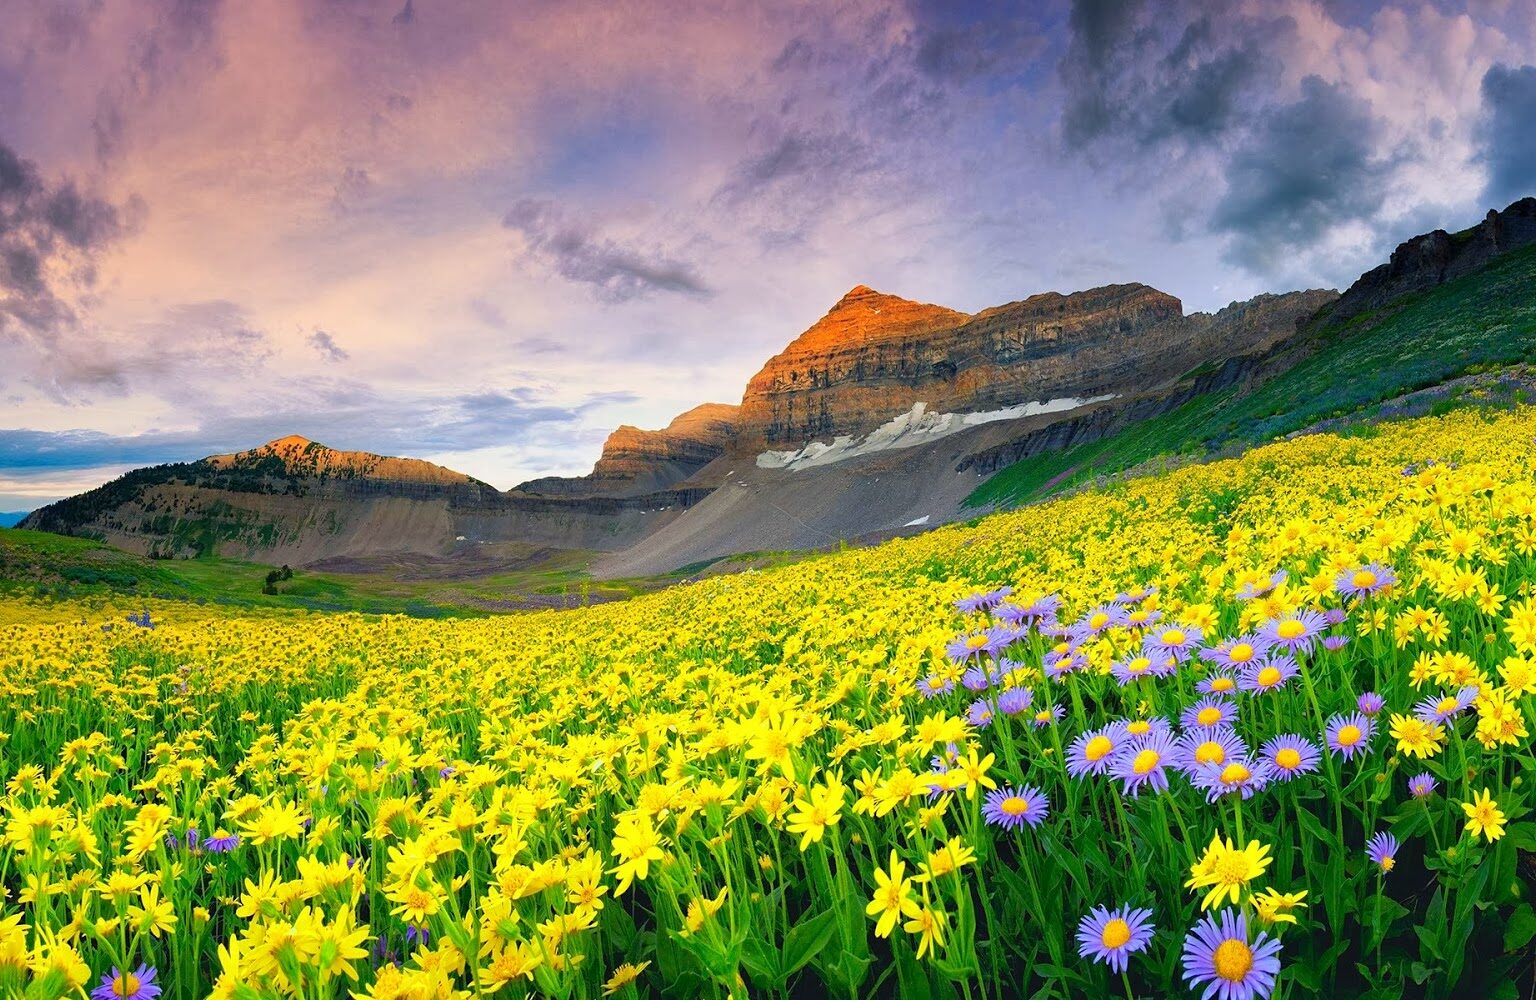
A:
5 404 1536 998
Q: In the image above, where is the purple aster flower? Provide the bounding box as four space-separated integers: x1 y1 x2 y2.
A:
1236 570 1288 601
1366 832 1399 874
1174 728 1247 777
1032 704 1065 727
406 925 431 946
1180 696 1238 731
1325 712 1374 759
1357 691 1384 716
1112 653 1174 686
1408 773 1438 799
1258 610 1328 655
1192 756 1272 802
1111 731 1177 797
1200 635 1271 669
992 602 1030 625
1066 723 1129 778
1119 716 1173 741
1197 670 1241 697
982 785 1049 829
1322 607 1349 626
1181 909 1282 1000
1321 635 1351 651
1337 564 1397 599
163 831 180 851
1116 584 1158 604
946 629 1003 663
204 830 239 853
1076 904 1155 974
1413 685 1480 724
917 674 954 699
1259 734 1320 782
996 687 1033 716
184 827 200 851
965 698 995 729
1079 603 1126 636
1145 624 1205 662
1237 655 1298 695
955 586 1013 614
1044 651 1088 679
962 665 997 692
93 965 161 1000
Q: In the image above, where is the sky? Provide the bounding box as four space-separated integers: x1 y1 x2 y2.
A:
3 0 1535 510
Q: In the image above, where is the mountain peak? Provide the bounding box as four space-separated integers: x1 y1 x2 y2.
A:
263 434 316 451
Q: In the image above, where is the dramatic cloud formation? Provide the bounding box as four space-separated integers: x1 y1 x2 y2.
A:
1478 63 1536 205
0 0 1532 508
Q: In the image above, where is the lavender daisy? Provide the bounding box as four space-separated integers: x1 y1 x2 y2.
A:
1111 731 1177 797
982 785 1049 829
204 829 239 853
1080 603 1126 636
997 687 1033 716
1198 670 1241 697
1032 704 1065 727
1192 756 1272 802
965 698 995 729
1175 727 1247 776
1413 685 1479 724
1357 691 1384 716
1181 695 1238 731
1112 653 1173 686
1066 723 1128 778
1337 563 1397 599
962 665 997 692
955 586 1013 614
1076 904 1155 974
917 674 955 699
1236 569 1287 600
1408 773 1438 799
1366 832 1399 873
1237 655 1298 696
1258 609 1328 654
92 966 161 1000
1145 624 1205 662
1116 584 1158 604
1321 634 1350 651
1259 734 1321 782
1182 910 1282 1000
1325 712 1374 760
1201 635 1270 669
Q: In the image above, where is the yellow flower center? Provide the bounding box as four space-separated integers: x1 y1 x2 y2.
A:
114 974 141 997
1089 612 1110 630
1212 939 1254 982
1277 620 1305 640
1380 856 1395 872
1274 748 1302 770
1132 749 1161 775
1085 736 1113 762
1195 741 1226 764
966 635 989 650
1127 720 1150 735
1127 658 1150 674
1000 797 1030 816
1219 763 1251 785
1210 677 1236 693
1162 629 1186 646
1435 697 1457 714
1229 643 1254 663
1197 707 1223 726
1337 725 1361 746
1353 570 1377 588
1257 666 1282 687
1100 918 1132 949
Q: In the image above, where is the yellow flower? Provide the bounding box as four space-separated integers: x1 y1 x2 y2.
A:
1388 713 1445 759
1462 788 1507 842
602 960 652 996
902 901 949 960
865 850 920 938
1185 836 1272 911
608 814 666 896
129 883 178 938
785 774 847 851
1252 888 1309 925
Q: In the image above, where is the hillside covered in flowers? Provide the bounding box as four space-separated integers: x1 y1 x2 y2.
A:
4 404 1536 998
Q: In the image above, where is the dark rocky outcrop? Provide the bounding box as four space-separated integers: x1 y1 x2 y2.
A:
1323 197 1536 327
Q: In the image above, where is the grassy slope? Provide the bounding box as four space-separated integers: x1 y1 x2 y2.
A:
0 528 657 616
968 242 1536 508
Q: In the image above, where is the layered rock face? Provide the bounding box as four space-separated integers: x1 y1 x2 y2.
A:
519 403 740 497
1326 197 1536 327
735 282 1330 450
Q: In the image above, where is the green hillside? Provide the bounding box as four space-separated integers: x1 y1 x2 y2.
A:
968 242 1536 508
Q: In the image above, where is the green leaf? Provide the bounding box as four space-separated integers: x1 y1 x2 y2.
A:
1504 821 1536 851
739 936 780 988
1503 903 1536 953
783 909 839 977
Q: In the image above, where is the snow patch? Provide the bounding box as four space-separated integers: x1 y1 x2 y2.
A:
903 515 931 527
756 396 1116 471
